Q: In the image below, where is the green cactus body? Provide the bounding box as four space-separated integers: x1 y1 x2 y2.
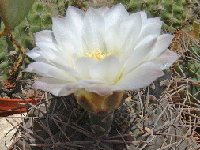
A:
0 36 9 80
125 0 197 32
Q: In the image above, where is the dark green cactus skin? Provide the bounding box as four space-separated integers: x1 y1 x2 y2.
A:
0 36 9 80
183 44 199 99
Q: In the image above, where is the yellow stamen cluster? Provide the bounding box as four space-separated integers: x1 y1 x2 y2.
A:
86 50 107 60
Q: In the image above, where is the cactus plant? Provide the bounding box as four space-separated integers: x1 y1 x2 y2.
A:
0 0 34 85
0 1 199 149
0 37 9 81
9 92 199 149
0 0 35 30
117 0 198 32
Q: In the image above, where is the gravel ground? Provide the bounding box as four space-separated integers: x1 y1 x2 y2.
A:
0 113 24 150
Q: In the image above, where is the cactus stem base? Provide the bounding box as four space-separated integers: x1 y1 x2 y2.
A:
89 111 114 137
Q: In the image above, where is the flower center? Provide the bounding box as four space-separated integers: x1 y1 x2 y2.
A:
86 50 107 60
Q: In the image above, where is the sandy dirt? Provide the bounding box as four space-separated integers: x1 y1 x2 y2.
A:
0 113 24 150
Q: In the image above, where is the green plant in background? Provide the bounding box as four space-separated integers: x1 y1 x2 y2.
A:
0 36 8 81
0 0 35 84
117 0 199 32
13 0 86 49
0 0 35 30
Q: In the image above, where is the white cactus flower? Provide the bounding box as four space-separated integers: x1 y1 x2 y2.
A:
26 4 179 96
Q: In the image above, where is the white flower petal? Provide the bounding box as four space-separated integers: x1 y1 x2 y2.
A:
35 30 53 43
27 47 55 61
89 56 121 83
75 57 97 79
34 30 73 64
138 19 163 41
104 3 128 30
26 48 41 59
66 6 84 34
92 7 109 17
82 8 105 52
104 25 122 53
65 7 85 54
25 62 76 81
148 34 174 60
146 17 161 24
119 12 142 52
103 5 129 53
123 35 157 73
140 11 147 23
52 16 84 55
33 78 77 96
35 30 57 50
52 17 74 51
152 50 179 69
27 48 75 70
85 85 114 96
116 62 164 90
77 80 114 96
